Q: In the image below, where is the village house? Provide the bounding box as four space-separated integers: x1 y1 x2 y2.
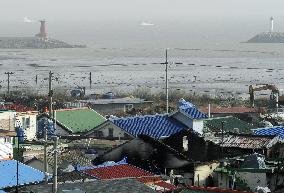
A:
220 133 281 158
169 99 208 135
199 106 261 124
214 153 284 192
84 99 207 140
82 97 153 114
163 130 221 162
37 107 107 137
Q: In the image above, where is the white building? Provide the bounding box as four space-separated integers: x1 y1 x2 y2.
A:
15 112 38 141
0 130 15 160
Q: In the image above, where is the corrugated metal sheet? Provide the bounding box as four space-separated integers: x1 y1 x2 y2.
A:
0 160 46 189
111 114 187 139
221 134 276 149
254 126 284 139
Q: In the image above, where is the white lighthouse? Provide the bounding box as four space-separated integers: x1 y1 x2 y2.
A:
270 17 274 33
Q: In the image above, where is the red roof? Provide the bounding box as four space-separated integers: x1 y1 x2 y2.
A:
83 164 177 191
0 104 36 112
83 164 156 180
200 107 260 114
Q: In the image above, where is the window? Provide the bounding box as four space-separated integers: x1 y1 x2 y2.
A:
108 128 114 138
22 117 25 128
93 130 103 138
26 117 30 128
4 137 11 143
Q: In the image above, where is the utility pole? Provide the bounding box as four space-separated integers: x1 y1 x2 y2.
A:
221 121 225 159
5 72 14 95
16 135 20 193
44 122 48 183
89 72 92 89
165 49 169 114
52 136 58 193
44 71 53 183
48 71 53 117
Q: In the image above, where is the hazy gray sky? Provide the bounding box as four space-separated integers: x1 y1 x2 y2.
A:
1 0 284 23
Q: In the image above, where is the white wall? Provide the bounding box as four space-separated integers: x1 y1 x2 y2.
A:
194 162 219 187
192 120 204 135
171 112 204 134
0 139 13 160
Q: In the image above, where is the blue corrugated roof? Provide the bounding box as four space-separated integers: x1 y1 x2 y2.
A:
178 99 208 119
0 160 46 189
254 126 284 139
111 114 187 139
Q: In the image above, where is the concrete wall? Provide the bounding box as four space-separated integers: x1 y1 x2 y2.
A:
236 171 267 190
216 172 230 189
26 159 53 174
0 111 16 131
268 173 284 191
194 162 220 187
54 124 70 136
172 113 193 128
87 122 131 139
216 171 267 190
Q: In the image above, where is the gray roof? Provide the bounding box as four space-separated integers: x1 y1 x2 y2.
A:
20 179 157 193
79 98 152 105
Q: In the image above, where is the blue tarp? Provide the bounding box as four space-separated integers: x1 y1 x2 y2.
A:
0 160 46 189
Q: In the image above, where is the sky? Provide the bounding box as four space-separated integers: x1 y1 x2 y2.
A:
1 0 284 23
0 0 284 43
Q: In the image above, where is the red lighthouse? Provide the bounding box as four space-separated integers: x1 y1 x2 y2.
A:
36 20 47 40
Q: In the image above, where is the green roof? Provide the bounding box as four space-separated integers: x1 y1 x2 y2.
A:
55 108 106 133
204 116 253 134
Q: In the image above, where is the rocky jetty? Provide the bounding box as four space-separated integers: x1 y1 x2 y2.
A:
247 32 284 43
0 37 86 49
